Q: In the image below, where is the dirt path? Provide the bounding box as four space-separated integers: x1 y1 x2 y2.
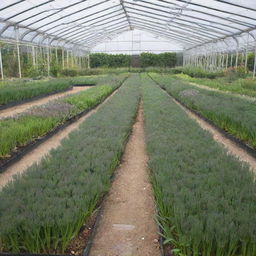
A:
189 82 256 102
0 90 117 189
90 104 160 256
0 86 89 118
169 94 256 173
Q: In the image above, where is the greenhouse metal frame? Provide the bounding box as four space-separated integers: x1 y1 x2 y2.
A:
0 0 256 78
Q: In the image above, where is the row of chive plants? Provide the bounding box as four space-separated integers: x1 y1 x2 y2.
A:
0 79 72 106
0 75 99 106
149 73 256 150
142 74 256 256
0 74 127 159
0 74 140 253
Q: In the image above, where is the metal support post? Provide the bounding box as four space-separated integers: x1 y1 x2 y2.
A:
15 26 22 78
0 48 4 80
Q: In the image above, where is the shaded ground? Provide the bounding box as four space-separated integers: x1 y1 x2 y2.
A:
90 104 160 256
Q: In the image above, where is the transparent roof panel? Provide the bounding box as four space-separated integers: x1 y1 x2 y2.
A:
0 0 256 51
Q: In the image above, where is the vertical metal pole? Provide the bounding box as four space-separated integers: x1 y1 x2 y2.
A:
88 53 90 69
253 42 256 79
235 47 239 69
32 46 36 66
71 51 74 68
225 53 228 69
0 48 4 80
67 50 69 69
230 53 233 67
55 48 58 64
245 33 249 71
15 26 22 78
47 39 50 77
62 48 65 69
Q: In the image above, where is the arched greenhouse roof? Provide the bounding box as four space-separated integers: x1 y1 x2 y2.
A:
0 0 256 53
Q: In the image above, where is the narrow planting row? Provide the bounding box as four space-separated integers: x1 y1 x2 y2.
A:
142 74 256 256
0 76 98 107
0 74 127 159
149 73 256 149
0 74 140 253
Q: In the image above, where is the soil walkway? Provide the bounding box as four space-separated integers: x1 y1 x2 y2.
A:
0 89 117 189
168 93 256 174
0 86 89 118
89 104 160 256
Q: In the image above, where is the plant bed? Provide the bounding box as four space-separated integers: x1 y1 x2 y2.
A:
142 74 256 256
0 79 74 108
149 73 256 150
0 74 140 254
149 74 256 160
0 86 73 111
0 76 128 172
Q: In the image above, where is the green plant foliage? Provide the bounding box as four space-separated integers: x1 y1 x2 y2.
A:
59 69 79 77
224 66 247 82
64 85 115 113
140 52 176 68
150 73 256 149
0 74 127 159
0 79 71 106
172 65 223 79
0 74 140 253
174 72 256 98
90 53 131 68
142 74 256 256
0 116 59 158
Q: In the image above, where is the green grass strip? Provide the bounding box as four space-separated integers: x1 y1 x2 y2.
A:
0 74 140 253
150 73 256 149
142 74 256 256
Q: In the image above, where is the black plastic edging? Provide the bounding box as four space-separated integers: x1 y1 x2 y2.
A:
148 74 256 160
73 84 96 87
0 85 137 256
0 83 124 174
0 253 69 256
0 87 73 111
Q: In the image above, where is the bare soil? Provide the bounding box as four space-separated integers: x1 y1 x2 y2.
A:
0 90 118 189
171 96 256 174
90 104 160 256
0 86 89 118
65 211 98 256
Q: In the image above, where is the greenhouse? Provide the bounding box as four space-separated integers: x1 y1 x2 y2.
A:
0 1 256 256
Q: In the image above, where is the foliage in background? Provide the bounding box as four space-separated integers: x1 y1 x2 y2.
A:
142 74 256 256
0 74 140 253
140 52 176 68
90 53 131 68
150 73 256 149
172 65 223 79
